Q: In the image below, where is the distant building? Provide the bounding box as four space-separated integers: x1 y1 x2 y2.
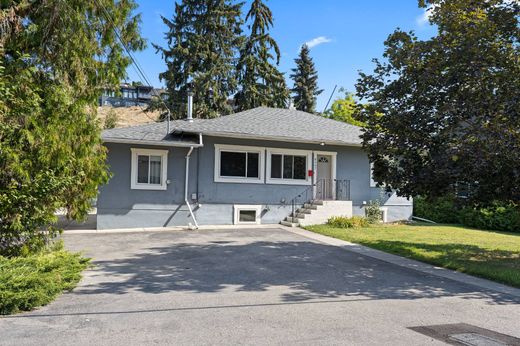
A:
99 83 167 107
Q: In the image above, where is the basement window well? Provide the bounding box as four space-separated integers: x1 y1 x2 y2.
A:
234 205 262 225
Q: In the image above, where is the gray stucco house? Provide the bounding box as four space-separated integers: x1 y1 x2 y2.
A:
98 107 412 229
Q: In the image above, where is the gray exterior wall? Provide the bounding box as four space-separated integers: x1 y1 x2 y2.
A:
97 136 412 229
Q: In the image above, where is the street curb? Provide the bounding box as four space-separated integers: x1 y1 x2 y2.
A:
281 225 520 299
62 224 284 234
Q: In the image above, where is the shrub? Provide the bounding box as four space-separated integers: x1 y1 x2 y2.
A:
104 108 118 129
328 216 370 228
414 196 520 233
0 242 89 315
413 196 460 223
459 202 520 233
365 200 383 224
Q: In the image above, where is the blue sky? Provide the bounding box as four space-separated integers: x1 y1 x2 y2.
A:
128 0 436 111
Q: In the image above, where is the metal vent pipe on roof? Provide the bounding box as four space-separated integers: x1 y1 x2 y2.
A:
187 90 194 122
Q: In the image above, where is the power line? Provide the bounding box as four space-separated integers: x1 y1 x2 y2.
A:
58 0 159 123
92 0 171 122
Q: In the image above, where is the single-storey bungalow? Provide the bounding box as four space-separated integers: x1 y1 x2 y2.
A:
98 106 412 229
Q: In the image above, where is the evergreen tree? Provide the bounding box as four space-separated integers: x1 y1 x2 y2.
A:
155 0 243 119
290 44 323 113
0 0 144 256
235 0 288 110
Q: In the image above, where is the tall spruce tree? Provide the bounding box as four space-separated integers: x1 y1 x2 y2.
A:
290 44 323 113
235 0 288 110
155 0 243 119
1 0 144 256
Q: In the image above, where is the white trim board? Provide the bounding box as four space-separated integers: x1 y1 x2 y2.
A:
130 148 169 190
233 205 262 225
214 144 266 184
265 148 313 186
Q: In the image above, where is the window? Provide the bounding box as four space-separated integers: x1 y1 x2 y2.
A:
233 205 262 225
266 149 311 185
214 144 265 183
131 148 168 190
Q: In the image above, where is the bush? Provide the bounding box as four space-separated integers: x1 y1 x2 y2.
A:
104 108 118 129
365 200 383 224
0 242 89 315
459 202 520 233
413 196 460 223
328 216 370 228
414 196 520 233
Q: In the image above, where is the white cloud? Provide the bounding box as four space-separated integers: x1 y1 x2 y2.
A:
303 36 332 49
416 4 437 27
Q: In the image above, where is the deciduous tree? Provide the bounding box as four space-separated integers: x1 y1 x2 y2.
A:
356 0 520 203
324 89 365 127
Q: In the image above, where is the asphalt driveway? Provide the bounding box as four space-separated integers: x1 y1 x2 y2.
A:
1 227 519 345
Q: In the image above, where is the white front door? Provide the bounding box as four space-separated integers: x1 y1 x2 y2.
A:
316 155 333 200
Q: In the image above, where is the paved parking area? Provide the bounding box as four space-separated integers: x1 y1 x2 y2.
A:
1 228 519 345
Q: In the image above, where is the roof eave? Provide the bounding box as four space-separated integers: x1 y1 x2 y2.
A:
197 131 362 147
102 137 203 148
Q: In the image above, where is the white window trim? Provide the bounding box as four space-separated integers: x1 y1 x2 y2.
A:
369 162 376 187
266 148 313 186
233 205 262 225
130 148 168 190
214 144 265 184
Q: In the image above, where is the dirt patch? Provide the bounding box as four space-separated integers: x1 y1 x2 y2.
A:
97 106 161 128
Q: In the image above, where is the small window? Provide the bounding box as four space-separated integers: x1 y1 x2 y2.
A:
215 145 265 183
267 149 311 185
239 210 257 223
234 205 262 225
131 148 168 190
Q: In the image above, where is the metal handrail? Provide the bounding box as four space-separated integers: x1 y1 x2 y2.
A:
286 179 351 223
288 184 315 222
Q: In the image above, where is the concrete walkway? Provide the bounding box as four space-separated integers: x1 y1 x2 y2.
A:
1 227 519 345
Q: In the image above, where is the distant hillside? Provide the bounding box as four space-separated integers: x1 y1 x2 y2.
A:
98 106 161 128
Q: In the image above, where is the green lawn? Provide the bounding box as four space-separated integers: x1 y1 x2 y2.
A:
305 223 520 288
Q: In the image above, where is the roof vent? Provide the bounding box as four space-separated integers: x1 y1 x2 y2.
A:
288 98 296 110
187 90 194 122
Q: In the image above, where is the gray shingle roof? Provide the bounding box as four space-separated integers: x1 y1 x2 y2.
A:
102 107 363 146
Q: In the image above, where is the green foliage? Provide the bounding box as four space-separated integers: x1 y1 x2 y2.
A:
414 197 520 232
290 44 323 113
155 0 243 118
1 1 144 256
235 0 289 110
324 89 365 127
327 216 370 228
0 244 90 315
104 109 118 129
356 0 520 204
365 200 383 224
459 202 520 233
413 196 461 223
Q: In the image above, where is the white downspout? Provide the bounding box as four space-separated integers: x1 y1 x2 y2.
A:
185 146 199 229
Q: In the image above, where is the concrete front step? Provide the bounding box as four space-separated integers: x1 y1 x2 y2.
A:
281 220 299 227
303 203 319 210
285 216 303 223
297 208 313 214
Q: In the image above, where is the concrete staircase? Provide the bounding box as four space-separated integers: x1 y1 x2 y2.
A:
281 200 353 227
